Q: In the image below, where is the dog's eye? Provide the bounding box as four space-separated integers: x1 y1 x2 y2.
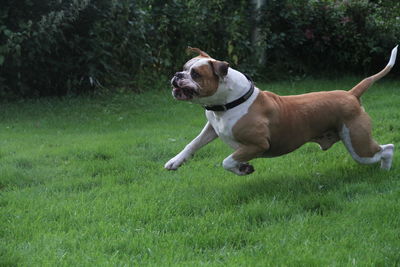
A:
191 69 201 79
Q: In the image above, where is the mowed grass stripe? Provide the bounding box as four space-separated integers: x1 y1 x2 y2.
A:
1 77 400 265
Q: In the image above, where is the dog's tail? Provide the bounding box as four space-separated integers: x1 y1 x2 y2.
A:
349 45 398 99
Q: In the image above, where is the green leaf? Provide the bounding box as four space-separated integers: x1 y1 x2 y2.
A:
228 43 234 56
232 55 238 65
4 29 12 37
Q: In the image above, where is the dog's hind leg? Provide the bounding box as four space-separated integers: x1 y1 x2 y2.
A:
339 112 394 170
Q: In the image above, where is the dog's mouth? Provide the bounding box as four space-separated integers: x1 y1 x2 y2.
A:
172 87 199 101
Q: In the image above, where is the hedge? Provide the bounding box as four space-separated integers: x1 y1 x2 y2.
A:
0 0 399 99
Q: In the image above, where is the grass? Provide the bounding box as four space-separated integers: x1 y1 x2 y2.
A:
1 77 400 266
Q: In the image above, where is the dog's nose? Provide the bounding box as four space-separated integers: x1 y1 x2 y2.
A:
175 72 184 79
172 77 179 88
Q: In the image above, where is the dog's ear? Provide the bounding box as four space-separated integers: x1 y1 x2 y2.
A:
187 47 211 58
211 60 229 78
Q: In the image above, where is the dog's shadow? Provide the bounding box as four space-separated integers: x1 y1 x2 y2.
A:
221 165 395 218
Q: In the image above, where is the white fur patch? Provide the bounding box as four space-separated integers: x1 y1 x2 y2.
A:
222 154 238 170
339 124 382 164
388 45 398 67
339 124 394 169
222 154 249 175
380 144 394 170
183 57 209 71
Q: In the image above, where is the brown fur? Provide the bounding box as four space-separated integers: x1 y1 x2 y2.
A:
232 89 379 160
350 65 394 98
193 62 220 97
211 60 229 77
187 47 211 58
345 112 381 157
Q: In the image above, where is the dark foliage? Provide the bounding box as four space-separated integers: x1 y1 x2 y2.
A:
0 0 399 99
260 0 400 77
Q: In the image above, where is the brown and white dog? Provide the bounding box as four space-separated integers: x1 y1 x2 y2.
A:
165 46 398 175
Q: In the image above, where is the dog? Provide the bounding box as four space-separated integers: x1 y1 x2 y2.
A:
165 46 398 175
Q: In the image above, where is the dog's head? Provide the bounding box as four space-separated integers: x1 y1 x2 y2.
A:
171 47 229 102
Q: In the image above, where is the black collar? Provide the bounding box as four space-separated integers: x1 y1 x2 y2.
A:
203 74 255 112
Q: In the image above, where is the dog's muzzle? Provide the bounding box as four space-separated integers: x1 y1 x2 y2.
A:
171 73 198 101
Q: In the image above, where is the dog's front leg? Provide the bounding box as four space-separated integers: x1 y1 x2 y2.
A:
165 122 218 170
223 145 268 175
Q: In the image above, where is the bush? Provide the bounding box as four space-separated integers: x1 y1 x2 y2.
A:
0 0 399 99
0 0 106 98
259 0 400 77
0 0 254 99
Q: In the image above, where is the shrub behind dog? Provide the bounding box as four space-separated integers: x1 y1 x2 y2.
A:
0 0 399 99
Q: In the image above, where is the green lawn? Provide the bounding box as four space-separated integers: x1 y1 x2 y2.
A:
1 77 400 266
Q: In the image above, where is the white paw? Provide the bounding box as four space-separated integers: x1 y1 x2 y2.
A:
164 153 188 170
380 144 394 170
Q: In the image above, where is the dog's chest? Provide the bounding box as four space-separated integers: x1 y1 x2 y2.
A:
205 88 259 149
206 111 241 149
